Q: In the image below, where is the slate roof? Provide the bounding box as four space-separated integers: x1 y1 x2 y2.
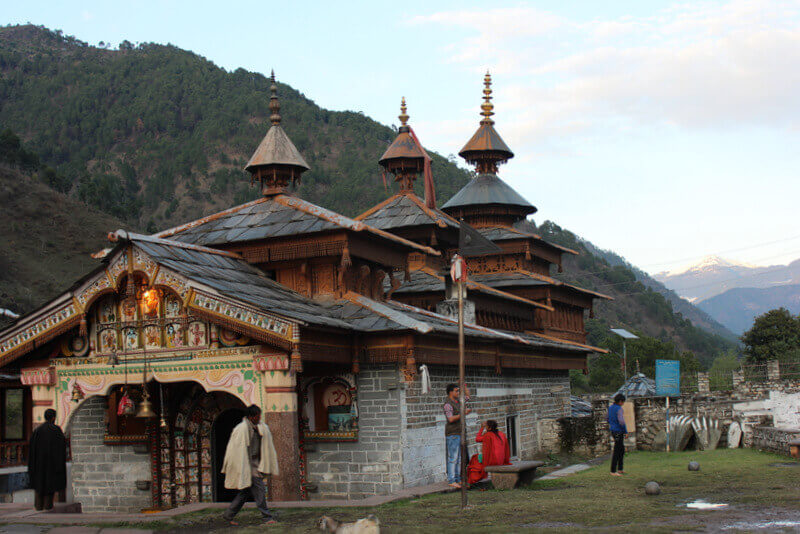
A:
391 268 553 311
442 173 536 214
123 232 351 329
477 226 579 256
473 271 613 300
333 293 590 353
154 194 438 256
356 192 460 231
570 396 593 417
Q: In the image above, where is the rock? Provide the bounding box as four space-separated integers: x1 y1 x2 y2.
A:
688 461 700 471
645 481 661 495
652 429 667 452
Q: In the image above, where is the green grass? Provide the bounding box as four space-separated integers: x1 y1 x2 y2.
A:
76 449 800 532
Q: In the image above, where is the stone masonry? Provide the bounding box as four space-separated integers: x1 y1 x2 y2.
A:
305 363 571 498
305 365 404 500
67 396 151 512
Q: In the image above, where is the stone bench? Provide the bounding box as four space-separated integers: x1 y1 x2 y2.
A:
485 461 545 489
790 439 800 459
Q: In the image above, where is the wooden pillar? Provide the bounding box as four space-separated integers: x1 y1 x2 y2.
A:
262 369 300 501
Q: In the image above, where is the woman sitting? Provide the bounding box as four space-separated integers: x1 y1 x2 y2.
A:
467 419 512 485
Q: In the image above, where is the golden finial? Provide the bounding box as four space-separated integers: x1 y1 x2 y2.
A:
480 70 494 125
269 69 281 126
399 97 409 127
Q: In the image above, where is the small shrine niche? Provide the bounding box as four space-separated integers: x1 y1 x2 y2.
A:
301 374 358 441
83 276 211 358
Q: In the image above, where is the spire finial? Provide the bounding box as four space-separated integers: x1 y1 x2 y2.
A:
480 70 494 125
399 97 409 127
269 70 281 126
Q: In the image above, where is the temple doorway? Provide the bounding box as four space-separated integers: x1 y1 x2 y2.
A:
212 407 245 502
154 384 247 508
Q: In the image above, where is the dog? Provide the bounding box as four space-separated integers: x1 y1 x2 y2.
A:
318 514 380 533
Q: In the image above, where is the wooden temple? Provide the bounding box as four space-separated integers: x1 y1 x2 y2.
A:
0 72 609 511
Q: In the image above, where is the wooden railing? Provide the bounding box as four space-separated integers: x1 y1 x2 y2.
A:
0 441 28 467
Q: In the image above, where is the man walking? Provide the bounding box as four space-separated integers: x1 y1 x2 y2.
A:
28 408 67 511
608 393 627 476
221 405 279 525
443 383 470 489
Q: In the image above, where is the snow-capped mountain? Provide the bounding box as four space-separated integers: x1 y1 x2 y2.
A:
655 256 800 302
654 256 800 332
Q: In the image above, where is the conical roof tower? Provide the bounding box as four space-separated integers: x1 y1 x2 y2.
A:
245 71 310 196
443 72 536 227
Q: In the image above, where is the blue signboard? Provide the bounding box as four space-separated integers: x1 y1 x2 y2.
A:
656 359 680 397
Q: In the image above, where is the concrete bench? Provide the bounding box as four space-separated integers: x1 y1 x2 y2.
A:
485 461 545 489
789 439 800 459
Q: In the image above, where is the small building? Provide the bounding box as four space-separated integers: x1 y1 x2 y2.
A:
0 73 609 511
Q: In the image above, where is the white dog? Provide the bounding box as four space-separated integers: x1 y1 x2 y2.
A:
318 514 380 533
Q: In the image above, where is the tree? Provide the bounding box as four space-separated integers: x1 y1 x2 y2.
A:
708 350 740 390
741 308 800 363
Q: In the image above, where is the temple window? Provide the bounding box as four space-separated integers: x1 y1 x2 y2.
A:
301 375 358 441
2 389 25 440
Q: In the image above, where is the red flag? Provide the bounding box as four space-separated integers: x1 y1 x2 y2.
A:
408 126 436 208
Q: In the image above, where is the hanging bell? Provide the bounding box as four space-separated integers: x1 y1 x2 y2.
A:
71 383 85 402
136 393 156 418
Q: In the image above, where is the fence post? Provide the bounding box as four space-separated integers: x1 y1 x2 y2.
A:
697 371 710 394
767 360 780 381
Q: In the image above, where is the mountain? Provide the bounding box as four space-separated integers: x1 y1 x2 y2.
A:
580 245 738 342
654 255 800 302
0 24 471 227
0 162 124 321
0 25 737 365
698 284 800 334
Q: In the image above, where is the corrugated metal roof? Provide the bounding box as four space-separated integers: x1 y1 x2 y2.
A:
615 373 656 398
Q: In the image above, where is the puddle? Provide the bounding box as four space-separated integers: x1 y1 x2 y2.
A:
685 499 729 510
768 462 799 468
722 520 800 530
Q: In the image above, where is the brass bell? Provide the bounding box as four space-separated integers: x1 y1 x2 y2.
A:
71 383 84 402
136 393 156 419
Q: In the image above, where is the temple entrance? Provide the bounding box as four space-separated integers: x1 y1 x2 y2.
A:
153 384 247 508
212 407 245 502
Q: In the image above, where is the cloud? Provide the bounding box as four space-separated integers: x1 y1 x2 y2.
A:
411 0 800 141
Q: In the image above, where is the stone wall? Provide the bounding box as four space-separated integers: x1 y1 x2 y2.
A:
401 365 570 488
67 396 151 512
562 362 800 457
305 365 404 500
305 363 571 497
751 426 800 456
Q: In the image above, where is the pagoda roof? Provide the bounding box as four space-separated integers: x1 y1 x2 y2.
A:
355 191 460 232
459 122 514 161
155 194 438 256
379 127 426 165
477 226 579 255
472 270 613 301
245 124 310 172
441 173 536 214
390 267 553 312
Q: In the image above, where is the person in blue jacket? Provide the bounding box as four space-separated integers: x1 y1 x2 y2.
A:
608 393 627 476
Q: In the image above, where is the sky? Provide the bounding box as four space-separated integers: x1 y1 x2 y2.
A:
4 0 800 275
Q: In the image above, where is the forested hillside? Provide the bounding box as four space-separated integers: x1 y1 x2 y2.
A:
0 24 469 229
0 24 737 368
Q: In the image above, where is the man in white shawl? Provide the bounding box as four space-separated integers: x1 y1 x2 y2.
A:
222 404 279 525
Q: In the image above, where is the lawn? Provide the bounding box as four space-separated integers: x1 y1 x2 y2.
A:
101 449 800 532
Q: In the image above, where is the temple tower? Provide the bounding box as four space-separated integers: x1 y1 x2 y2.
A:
442 72 537 228
245 71 310 196
378 98 427 192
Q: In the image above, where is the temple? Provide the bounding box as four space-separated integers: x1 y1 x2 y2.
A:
0 72 609 511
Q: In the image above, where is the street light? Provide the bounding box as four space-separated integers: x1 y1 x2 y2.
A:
610 328 638 381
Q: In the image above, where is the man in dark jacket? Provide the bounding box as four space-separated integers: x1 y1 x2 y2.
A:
607 393 627 476
28 409 67 510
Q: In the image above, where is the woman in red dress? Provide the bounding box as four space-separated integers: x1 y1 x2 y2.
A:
467 420 511 485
